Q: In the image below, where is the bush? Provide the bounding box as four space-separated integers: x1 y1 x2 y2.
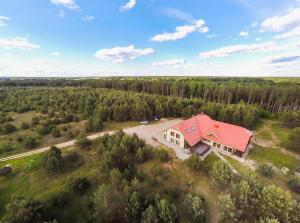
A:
156 198 179 223
259 163 274 178
136 146 151 163
0 142 15 153
37 123 54 135
47 191 69 209
0 165 12 176
64 151 80 163
2 197 47 223
23 136 38 149
210 160 233 188
67 129 80 139
183 193 206 223
51 127 61 138
21 122 30 130
76 133 91 149
154 148 169 162
0 123 17 134
68 177 91 194
31 116 40 126
63 151 83 167
43 146 63 173
287 175 300 193
185 154 203 171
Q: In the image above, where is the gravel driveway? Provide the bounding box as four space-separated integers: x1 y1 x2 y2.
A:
124 118 190 160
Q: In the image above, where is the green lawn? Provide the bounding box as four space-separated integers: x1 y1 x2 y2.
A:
224 156 252 176
270 121 292 145
248 145 297 170
263 77 300 84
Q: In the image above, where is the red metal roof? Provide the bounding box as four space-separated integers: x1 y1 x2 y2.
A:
170 113 252 152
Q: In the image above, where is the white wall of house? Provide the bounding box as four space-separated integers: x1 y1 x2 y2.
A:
164 128 185 149
164 128 248 157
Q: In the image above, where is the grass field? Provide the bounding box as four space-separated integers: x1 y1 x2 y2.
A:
248 145 298 170
270 121 292 145
263 77 300 84
253 119 292 147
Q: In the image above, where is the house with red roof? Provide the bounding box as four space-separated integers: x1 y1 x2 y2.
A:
163 113 253 158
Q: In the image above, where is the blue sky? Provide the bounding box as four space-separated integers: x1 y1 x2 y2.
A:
0 0 300 77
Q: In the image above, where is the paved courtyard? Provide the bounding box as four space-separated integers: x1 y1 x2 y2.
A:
124 118 190 160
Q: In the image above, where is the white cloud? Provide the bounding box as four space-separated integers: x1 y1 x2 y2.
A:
51 0 79 10
151 19 209 42
239 31 248 37
261 8 300 32
0 37 40 50
0 16 10 27
199 42 278 59
121 0 136 11
51 52 61 56
274 26 300 39
94 45 154 63
82 15 94 22
152 59 186 67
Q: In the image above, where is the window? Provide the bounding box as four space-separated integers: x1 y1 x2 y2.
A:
176 140 180 145
228 148 233 153
217 144 221 148
171 138 175 143
223 146 227 151
213 142 217 147
176 133 180 139
171 131 174 136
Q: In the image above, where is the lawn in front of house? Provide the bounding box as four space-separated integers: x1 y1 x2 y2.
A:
270 121 292 145
248 145 297 170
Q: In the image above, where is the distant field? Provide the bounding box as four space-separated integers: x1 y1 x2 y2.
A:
263 77 300 83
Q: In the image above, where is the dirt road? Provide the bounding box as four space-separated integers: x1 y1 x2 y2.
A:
0 131 116 163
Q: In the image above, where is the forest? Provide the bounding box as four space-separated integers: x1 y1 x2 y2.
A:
0 87 263 128
1 77 299 112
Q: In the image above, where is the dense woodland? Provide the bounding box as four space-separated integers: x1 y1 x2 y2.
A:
1 77 299 112
0 87 263 129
